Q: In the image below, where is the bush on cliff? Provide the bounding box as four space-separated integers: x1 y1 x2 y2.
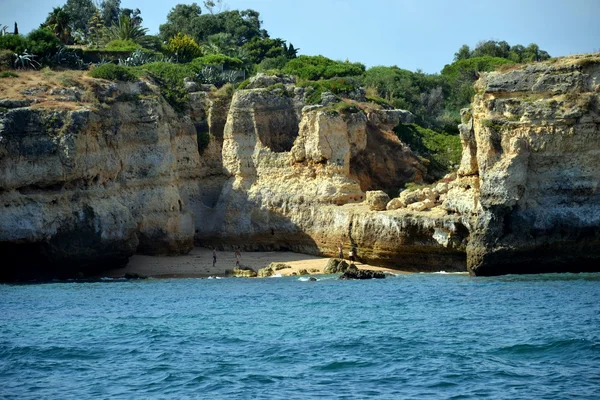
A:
89 63 137 82
298 77 360 104
133 62 196 112
441 56 515 111
283 55 365 80
394 123 461 179
191 54 245 71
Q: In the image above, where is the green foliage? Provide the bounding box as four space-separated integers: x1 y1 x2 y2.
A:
298 77 360 105
236 79 250 90
257 55 288 73
191 54 244 70
166 33 202 63
361 66 448 128
100 0 121 27
43 6 72 44
63 0 97 33
104 14 149 46
133 62 196 111
197 130 210 153
242 37 286 64
0 34 28 54
105 39 140 51
159 6 265 46
26 28 61 56
441 56 514 111
453 40 551 63
0 49 15 70
394 123 461 178
142 35 165 52
0 71 19 78
283 55 365 80
89 63 137 81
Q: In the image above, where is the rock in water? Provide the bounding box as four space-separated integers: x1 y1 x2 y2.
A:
339 269 386 280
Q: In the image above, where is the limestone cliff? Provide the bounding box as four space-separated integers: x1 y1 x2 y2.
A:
0 78 201 280
455 54 600 275
2 54 599 280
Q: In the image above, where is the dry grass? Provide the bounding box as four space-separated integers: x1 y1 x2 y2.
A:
0 69 100 110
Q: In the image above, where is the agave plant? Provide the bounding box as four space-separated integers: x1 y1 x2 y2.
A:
119 48 154 67
14 50 40 70
53 47 84 69
0 25 8 36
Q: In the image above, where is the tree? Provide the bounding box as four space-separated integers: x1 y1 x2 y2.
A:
42 7 72 44
159 5 266 45
454 45 470 61
242 37 286 64
203 0 226 14
285 43 298 59
63 0 96 33
159 3 203 42
104 14 149 45
100 0 121 27
120 8 143 27
13 22 18 35
88 8 104 46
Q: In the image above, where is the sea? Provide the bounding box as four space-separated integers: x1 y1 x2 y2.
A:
1 272 599 399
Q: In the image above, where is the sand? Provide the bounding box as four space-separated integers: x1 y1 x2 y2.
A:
102 247 407 279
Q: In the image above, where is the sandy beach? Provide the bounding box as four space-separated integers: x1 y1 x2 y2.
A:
102 247 407 278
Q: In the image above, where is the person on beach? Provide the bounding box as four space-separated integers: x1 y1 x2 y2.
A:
338 243 344 259
212 247 217 267
235 247 241 267
348 249 355 264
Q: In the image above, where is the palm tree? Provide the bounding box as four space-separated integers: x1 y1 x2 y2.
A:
105 14 149 46
43 7 72 44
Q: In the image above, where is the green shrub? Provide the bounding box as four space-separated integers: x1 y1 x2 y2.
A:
105 39 141 51
133 62 196 112
197 130 210 153
0 71 19 78
257 55 288 72
283 55 365 80
0 49 15 70
298 77 360 105
394 123 462 178
0 34 29 54
191 54 244 71
166 33 202 63
236 79 250 90
89 64 137 82
26 28 60 56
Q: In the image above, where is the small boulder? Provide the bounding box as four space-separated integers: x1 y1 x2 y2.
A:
407 201 427 211
308 277 318 281
269 262 292 270
324 258 350 274
257 266 273 277
298 269 309 276
183 78 199 92
339 269 386 280
386 198 405 210
366 190 390 211
233 267 257 277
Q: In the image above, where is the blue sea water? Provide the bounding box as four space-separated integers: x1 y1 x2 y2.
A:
1 273 600 399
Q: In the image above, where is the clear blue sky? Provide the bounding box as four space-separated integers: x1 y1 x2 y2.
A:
2 0 599 73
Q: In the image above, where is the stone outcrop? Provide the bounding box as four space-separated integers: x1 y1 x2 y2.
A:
453 54 600 275
0 80 202 280
3 54 598 280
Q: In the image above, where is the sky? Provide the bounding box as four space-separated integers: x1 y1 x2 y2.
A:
1 0 599 73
